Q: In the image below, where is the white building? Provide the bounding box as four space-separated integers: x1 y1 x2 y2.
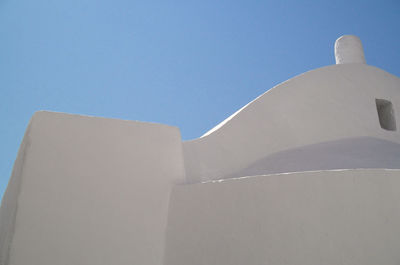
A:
1 35 400 265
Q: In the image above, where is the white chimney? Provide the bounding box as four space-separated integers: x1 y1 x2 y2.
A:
335 35 366 64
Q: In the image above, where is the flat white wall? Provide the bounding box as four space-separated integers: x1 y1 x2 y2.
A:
165 169 400 265
0 111 185 265
0 120 32 265
184 64 400 182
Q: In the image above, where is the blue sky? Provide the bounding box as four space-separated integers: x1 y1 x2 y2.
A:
1 0 399 199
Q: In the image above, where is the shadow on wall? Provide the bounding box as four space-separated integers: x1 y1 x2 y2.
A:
224 137 400 179
376 99 397 131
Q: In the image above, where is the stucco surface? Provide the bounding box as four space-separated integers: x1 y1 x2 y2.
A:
334 35 366 64
184 64 400 183
226 137 400 179
1 35 399 265
0 119 32 265
165 169 400 265
1 111 185 265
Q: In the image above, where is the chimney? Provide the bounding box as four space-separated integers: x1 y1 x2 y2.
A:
334 35 366 64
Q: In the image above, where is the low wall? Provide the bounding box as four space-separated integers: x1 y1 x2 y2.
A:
165 169 400 265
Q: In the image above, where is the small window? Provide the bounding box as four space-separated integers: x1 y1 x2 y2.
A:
376 99 396 131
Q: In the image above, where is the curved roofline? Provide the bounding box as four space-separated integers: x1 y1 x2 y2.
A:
186 63 399 142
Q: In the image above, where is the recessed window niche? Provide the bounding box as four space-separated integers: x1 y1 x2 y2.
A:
376 99 396 131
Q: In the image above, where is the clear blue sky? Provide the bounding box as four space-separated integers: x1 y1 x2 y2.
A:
1 0 399 199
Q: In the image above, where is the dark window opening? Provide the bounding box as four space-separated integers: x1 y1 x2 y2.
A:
376 99 396 131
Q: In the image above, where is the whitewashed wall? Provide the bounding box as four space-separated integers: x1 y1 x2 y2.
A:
184 64 400 182
165 169 400 265
0 120 32 265
0 111 185 265
1 36 399 265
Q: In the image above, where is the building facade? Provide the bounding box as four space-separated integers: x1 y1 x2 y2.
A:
1 35 400 265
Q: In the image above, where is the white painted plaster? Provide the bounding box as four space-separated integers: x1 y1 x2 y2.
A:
165 169 400 265
335 35 366 64
0 111 185 265
1 35 399 265
183 64 400 183
226 137 400 178
0 119 32 265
